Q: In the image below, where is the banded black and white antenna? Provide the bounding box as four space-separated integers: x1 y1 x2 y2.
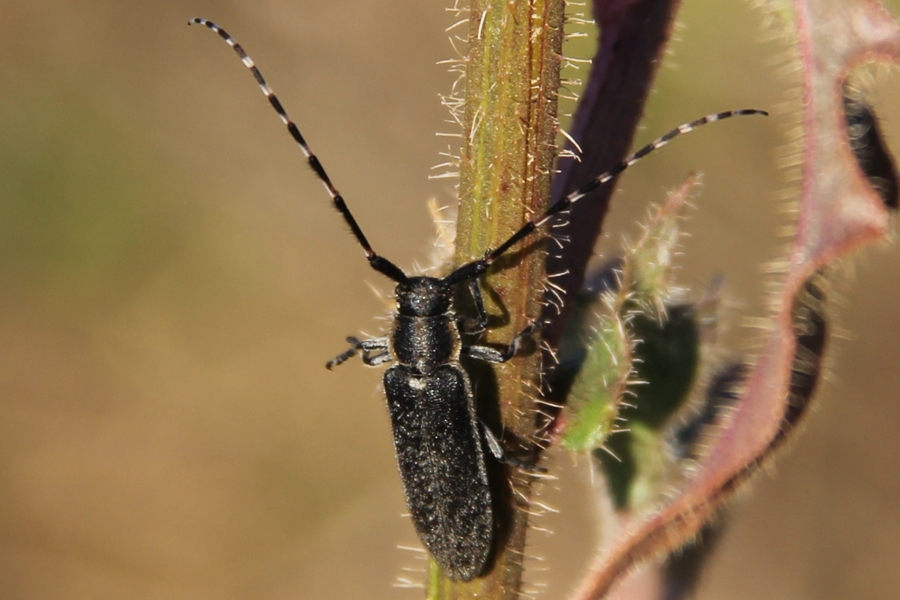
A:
189 18 767 288
189 17 407 284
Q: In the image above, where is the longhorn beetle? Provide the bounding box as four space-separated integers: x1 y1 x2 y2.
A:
189 18 767 581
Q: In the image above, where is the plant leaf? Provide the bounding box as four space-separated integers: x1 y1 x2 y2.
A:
569 0 900 597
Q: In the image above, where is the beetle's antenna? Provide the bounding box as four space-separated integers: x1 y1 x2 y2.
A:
445 109 768 284
189 18 408 283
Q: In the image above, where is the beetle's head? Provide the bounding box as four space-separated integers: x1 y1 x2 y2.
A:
395 277 452 317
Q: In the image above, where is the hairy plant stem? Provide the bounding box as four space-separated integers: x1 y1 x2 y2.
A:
428 0 564 597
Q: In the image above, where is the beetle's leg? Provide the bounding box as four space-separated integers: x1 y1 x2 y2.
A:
360 350 393 366
356 337 392 365
462 320 546 363
326 336 390 369
480 422 506 460
479 420 546 473
459 279 489 335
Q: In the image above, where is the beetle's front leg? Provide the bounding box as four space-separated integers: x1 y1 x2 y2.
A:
326 336 391 369
459 279 489 335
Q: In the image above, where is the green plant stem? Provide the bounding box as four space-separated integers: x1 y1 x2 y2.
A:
430 0 564 597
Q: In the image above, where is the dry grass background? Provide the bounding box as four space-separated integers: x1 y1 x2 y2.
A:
1 1 899 598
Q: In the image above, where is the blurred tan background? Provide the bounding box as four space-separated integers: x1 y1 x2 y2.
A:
2 1 899 598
